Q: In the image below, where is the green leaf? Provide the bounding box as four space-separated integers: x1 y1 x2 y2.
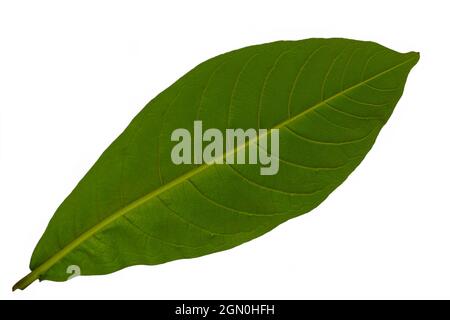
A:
13 38 419 290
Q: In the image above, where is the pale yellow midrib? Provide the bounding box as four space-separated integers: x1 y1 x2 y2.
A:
13 55 417 290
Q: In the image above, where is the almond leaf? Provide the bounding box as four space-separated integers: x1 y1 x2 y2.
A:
14 38 419 290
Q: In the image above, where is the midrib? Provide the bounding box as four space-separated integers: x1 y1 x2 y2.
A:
13 55 417 290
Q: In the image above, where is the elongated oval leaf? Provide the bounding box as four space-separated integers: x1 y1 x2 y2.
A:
14 38 419 290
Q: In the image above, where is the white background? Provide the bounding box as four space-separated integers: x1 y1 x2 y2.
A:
1 0 449 300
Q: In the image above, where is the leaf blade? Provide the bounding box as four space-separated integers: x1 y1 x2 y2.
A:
14 38 419 290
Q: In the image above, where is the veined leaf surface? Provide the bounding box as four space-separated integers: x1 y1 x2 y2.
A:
14 38 419 290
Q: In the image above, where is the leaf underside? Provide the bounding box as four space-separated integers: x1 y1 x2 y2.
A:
14 38 419 290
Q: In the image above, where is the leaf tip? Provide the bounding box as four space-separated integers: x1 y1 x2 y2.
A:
408 51 420 65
